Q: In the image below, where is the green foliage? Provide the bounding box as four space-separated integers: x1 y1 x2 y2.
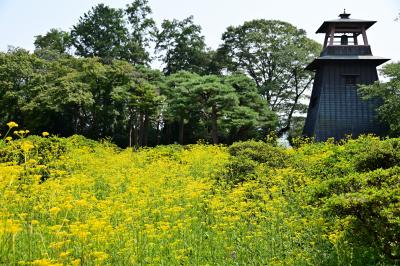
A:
217 136 400 263
161 72 276 144
155 16 210 75
359 63 400 136
161 71 201 144
351 138 400 172
223 73 277 141
0 48 277 146
34 29 72 54
71 4 128 60
292 136 400 262
228 140 287 167
192 75 239 144
125 0 156 65
219 19 321 133
223 140 287 185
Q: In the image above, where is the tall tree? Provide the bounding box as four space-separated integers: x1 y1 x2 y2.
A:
223 73 277 142
71 4 131 62
22 57 94 135
125 0 156 64
0 48 40 128
111 65 162 147
192 75 239 144
34 29 72 54
219 20 321 134
155 16 209 75
162 71 201 144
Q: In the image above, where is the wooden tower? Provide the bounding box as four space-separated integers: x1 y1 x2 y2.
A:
303 10 390 141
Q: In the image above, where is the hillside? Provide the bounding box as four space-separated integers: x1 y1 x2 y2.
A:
1 132 399 265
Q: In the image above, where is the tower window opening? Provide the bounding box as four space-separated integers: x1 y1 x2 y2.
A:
341 35 348 45
343 75 358 85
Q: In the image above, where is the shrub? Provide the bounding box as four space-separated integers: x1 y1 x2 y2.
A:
313 167 400 259
228 140 287 167
221 140 287 185
351 138 400 172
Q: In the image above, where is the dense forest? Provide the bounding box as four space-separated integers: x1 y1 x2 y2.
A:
0 0 324 147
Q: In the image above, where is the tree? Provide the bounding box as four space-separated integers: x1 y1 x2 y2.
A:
0 48 40 128
192 75 239 144
223 73 277 142
0 49 94 135
71 4 132 62
22 57 94 135
219 20 321 134
155 16 210 75
162 71 201 144
359 63 400 136
125 0 156 65
34 29 72 54
111 65 162 147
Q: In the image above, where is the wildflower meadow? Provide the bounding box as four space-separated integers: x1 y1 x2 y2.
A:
0 122 399 265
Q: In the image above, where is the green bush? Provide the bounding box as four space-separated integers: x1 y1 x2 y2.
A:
228 140 287 167
352 138 400 172
312 167 400 260
304 137 400 261
221 140 287 185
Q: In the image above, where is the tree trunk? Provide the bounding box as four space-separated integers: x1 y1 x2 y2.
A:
134 126 139 147
211 105 219 144
156 119 161 145
165 122 172 144
178 117 184 145
128 116 133 148
72 107 79 134
277 96 298 136
138 112 144 146
143 112 149 147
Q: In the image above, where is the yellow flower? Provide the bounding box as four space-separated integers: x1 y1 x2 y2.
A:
31 259 62 266
59 251 70 259
21 141 34 152
13 129 30 138
5 136 12 141
7 121 18 128
42 131 50 137
49 207 61 216
91 251 109 262
71 259 81 266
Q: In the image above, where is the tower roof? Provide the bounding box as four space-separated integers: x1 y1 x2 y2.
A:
306 56 389 71
316 11 376 33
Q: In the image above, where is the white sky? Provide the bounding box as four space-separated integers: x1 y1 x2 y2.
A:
0 0 399 65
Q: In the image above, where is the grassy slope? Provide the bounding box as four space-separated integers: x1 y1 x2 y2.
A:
0 135 399 265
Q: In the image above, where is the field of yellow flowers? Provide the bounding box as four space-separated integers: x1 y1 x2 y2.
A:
1 123 399 265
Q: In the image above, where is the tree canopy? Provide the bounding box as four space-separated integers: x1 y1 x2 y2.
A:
34 29 73 54
219 19 321 134
155 16 210 75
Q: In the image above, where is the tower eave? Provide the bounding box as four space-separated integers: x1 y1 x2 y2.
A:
316 20 376 34
306 56 390 71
